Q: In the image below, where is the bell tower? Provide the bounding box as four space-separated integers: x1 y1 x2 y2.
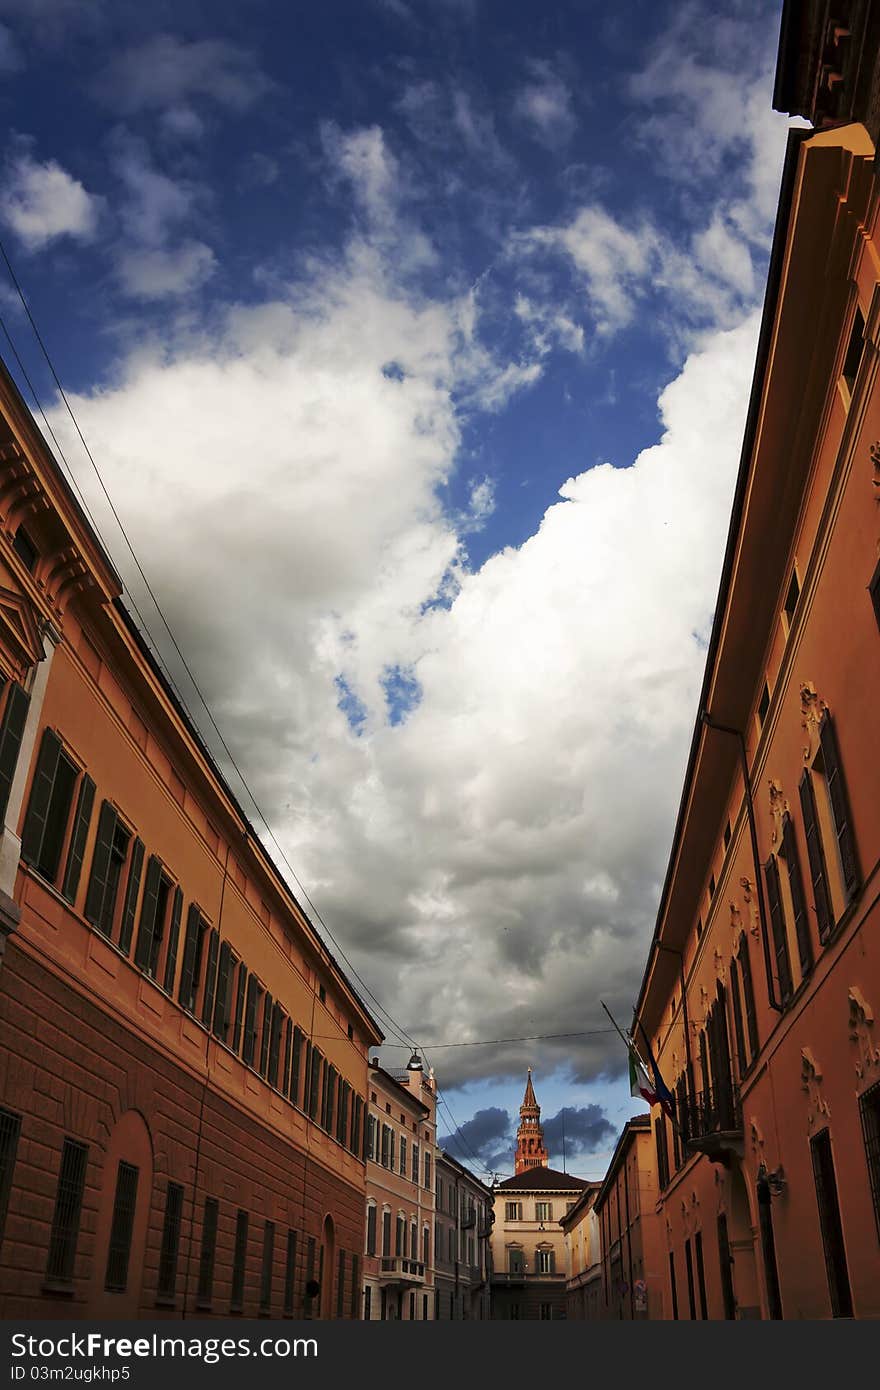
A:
514 1068 549 1173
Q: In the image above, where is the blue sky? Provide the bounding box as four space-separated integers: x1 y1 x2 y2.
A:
0 0 798 1180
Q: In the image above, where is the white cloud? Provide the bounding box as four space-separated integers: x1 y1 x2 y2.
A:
116 241 216 300
94 33 272 116
514 60 576 146
159 106 207 143
0 149 101 251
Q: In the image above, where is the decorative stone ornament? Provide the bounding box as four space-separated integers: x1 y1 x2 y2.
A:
801 1048 831 1127
870 439 880 488
740 877 760 939
848 986 880 1082
768 779 788 845
800 682 828 762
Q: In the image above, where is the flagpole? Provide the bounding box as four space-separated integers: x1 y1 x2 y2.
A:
602 1001 689 1148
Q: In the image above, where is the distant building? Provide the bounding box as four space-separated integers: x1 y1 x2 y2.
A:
591 1117 664 1320
490 1073 589 1319
434 1149 493 1320
362 1054 436 1319
560 1182 602 1320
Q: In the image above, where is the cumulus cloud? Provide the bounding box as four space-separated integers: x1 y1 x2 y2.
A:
0 148 101 251
543 1105 616 1162
440 1107 513 1170
94 33 273 115
116 241 216 300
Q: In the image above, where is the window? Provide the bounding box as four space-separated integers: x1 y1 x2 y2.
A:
708 874 716 901
380 1124 390 1168
779 813 813 978
684 1238 696 1320
104 1161 139 1293
0 682 30 826
291 1026 306 1107
764 854 793 1004
212 942 236 1044
655 1115 669 1191
399 1134 407 1176
395 1214 405 1257
723 820 731 849
178 906 209 1015
364 1284 372 1321
0 1107 22 1253
668 1251 679 1321
694 1230 708 1319
504 1201 521 1222
540 1302 553 1320
757 681 770 729
870 556 880 632
367 1114 377 1162
783 569 800 631
422 1226 429 1266
12 524 38 572
231 1210 248 1312
535 1202 552 1222
258 991 273 1077
336 1080 350 1147
717 1213 735 1319
268 1004 284 1089
800 713 860 936
410 1221 417 1261
283 1230 297 1317
46 1139 88 1286
382 1209 391 1257
21 730 81 887
508 1248 524 1274
196 1198 219 1308
134 857 173 980
412 1141 419 1182
260 1221 275 1315
810 1129 852 1317
366 1204 377 1256
321 1064 336 1131
841 304 865 395
156 1182 184 1304
536 1248 555 1274
424 1151 431 1190
729 956 747 1073
859 1081 880 1241
161 888 183 995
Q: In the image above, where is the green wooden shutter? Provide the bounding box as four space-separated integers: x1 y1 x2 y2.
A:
178 905 201 1010
200 929 219 1026
232 964 248 1053
212 940 232 1040
268 1003 283 1087
738 934 759 1059
291 1027 304 1104
764 855 792 1002
163 886 183 993
84 800 118 929
799 770 833 940
242 975 258 1065
729 958 747 1073
118 838 144 954
782 814 813 975
134 856 162 971
20 727 61 867
61 773 95 905
819 713 860 899
0 683 30 824
259 991 273 1076
282 1018 292 1095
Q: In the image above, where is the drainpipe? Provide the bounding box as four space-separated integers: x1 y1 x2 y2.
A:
699 711 782 1014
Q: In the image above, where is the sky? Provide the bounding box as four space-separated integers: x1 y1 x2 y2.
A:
0 0 802 1182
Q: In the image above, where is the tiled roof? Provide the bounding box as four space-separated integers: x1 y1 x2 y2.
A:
495 1166 590 1191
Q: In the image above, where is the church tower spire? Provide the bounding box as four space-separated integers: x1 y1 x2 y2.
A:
514 1068 549 1173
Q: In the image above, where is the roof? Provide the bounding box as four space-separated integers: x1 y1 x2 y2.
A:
495 1166 590 1192
595 1117 651 1212
559 1182 602 1230
436 1147 495 1196
521 1070 538 1111
369 1063 430 1118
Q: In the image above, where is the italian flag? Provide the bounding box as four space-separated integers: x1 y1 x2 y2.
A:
629 1047 658 1109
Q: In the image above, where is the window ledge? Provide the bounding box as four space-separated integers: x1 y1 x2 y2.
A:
41 1281 75 1297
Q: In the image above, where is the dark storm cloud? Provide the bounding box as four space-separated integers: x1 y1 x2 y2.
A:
543 1105 616 1161
439 1106 513 1169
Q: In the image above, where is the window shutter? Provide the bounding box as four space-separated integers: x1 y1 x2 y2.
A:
118 837 144 954
282 1018 292 1095
764 855 793 1002
819 713 860 899
799 770 833 940
729 958 747 1073
163 886 183 994
268 1003 283 1087
212 941 232 1039
782 814 813 975
301 1041 313 1110
232 964 248 1054
134 856 163 971
178 905 202 1011
84 800 118 929
20 727 62 867
242 975 258 1065
259 991 273 1075
291 1026 304 1104
61 773 95 905
201 930 219 1026
0 682 30 824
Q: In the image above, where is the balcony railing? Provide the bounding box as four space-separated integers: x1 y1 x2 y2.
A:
461 1207 476 1229
682 1081 743 1162
378 1257 425 1285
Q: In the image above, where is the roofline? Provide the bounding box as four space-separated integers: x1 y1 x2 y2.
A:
772 0 801 114
436 1147 495 1195
369 1063 431 1118
595 1116 650 1211
559 1181 602 1230
631 127 811 1032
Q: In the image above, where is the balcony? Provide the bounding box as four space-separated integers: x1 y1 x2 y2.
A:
682 1081 743 1163
461 1207 476 1229
378 1257 425 1286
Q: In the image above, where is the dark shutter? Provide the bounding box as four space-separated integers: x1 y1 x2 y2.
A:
764 855 793 1002
268 1003 283 1087
232 964 248 1053
819 713 860 900
104 1160 139 1292
282 1018 292 1096
242 975 258 1066
782 814 813 976
729 957 747 1074
163 886 183 994
46 1139 88 1285
259 991 273 1076
799 769 833 940
61 773 95 905
157 1181 184 1302
212 941 232 1040
20 727 61 867
84 800 118 930
737 935 759 1059
118 837 144 954
134 856 163 971
291 1027 304 1105
178 905 201 1011
0 683 30 824
811 1129 853 1317
201 930 220 1026
655 1116 669 1192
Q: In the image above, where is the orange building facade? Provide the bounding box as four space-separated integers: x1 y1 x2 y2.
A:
633 114 880 1320
589 1118 665 1321
0 359 383 1318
